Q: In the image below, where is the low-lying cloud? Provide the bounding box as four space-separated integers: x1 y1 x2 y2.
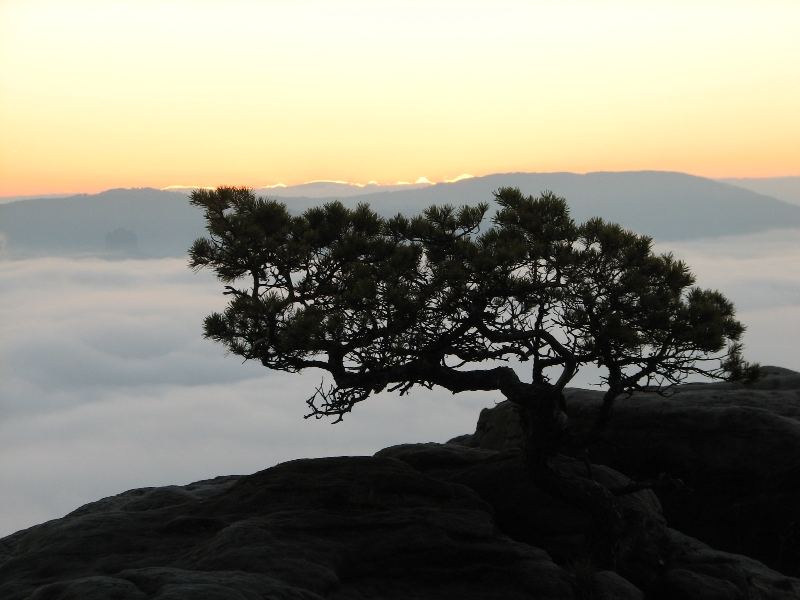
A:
659 228 800 366
0 257 490 535
1 230 798 536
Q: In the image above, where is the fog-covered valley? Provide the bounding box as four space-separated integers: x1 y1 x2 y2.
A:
1 174 799 536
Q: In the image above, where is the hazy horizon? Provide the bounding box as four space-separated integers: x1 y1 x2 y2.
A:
2 171 799 203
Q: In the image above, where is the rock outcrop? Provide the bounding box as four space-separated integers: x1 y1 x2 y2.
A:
377 443 800 599
0 456 575 599
1 366 799 599
458 365 800 577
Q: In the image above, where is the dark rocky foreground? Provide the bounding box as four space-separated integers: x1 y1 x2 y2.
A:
2 368 799 599
463 365 800 579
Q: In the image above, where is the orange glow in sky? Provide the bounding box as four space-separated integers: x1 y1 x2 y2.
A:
1 0 798 196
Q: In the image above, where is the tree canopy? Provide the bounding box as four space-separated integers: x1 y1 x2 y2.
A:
189 186 755 459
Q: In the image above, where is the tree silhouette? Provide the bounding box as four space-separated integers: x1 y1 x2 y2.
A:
190 186 755 475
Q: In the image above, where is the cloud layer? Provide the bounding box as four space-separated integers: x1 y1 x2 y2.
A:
659 228 800 366
0 258 490 535
1 231 798 536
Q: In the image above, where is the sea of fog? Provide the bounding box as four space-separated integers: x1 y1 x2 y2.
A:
1 228 799 537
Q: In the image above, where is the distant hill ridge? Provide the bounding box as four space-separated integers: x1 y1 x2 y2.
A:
720 176 800 206
2 171 799 259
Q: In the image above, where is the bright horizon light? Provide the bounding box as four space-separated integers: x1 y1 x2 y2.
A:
158 177 456 194
2 1 799 197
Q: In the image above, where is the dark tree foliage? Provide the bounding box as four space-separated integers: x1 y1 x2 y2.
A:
189 186 756 471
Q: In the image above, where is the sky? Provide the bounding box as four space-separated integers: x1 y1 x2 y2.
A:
1 0 799 196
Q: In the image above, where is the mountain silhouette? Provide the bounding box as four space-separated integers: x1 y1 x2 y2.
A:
2 172 799 258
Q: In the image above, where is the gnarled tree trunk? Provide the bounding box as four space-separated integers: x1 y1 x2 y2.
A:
511 386 625 568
